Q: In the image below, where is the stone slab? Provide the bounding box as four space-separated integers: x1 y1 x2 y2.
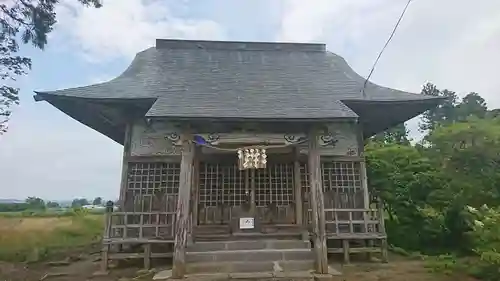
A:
152 269 172 280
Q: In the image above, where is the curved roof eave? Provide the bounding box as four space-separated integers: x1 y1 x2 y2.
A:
33 91 156 144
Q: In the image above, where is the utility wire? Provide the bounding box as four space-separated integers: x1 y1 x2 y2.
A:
362 0 413 97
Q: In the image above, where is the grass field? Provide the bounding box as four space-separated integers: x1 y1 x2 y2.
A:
0 212 103 262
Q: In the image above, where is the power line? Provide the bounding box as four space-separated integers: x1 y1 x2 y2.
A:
362 0 414 97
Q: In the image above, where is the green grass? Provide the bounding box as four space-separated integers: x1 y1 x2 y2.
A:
0 213 104 262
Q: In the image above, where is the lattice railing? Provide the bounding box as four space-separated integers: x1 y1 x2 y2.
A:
302 159 383 236
324 208 383 236
109 162 180 241
104 211 176 242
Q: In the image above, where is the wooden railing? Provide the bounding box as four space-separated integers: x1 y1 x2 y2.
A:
103 211 176 243
306 208 385 237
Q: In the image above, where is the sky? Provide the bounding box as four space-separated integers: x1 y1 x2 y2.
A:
1 0 500 201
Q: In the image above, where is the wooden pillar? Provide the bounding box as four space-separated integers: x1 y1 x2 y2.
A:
293 147 303 226
100 203 114 272
172 132 195 279
192 146 200 231
356 123 370 209
308 128 328 273
378 198 388 262
250 169 256 215
118 123 133 209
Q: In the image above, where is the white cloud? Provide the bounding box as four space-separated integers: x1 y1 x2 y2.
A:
54 0 226 62
277 0 500 136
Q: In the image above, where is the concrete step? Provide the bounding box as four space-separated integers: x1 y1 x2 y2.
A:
187 239 310 252
186 248 314 263
186 260 315 274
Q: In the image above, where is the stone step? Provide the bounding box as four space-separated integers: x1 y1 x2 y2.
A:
194 225 230 233
186 248 314 263
194 232 304 242
186 260 315 274
187 239 310 252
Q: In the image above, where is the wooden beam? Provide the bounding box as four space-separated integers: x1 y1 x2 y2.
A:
118 123 132 210
308 128 328 273
172 132 195 279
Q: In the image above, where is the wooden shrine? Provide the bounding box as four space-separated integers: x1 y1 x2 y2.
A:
34 39 442 278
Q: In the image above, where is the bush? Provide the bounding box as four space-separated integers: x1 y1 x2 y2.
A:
463 205 500 280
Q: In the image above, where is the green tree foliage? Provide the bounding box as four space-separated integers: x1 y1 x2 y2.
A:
419 83 458 132
455 93 488 121
371 123 410 145
365 143 451 252
367 84 500 278
427 118 500 207
466 205 500 280
0 0 101 133
0 202 29 212
24 196 45 209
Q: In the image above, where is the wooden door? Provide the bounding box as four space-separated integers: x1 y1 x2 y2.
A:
254 162 296 224
197 160 296 225
197 161 247 225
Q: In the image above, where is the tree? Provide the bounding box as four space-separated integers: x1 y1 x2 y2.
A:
365 143 449 252
0 0 101 133
25 196 45 209
427 117 500 207
92 197 103 206
46 201 60 208
372 123 410 145
419 83 458 132
71 198 89 208
455 92 488 121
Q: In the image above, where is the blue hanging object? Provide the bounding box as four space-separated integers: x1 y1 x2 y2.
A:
193 135 208 145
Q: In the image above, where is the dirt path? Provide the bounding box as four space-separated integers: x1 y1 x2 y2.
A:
1 255 476 281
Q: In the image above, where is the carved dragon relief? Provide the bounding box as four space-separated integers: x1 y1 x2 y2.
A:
318 125 359 156
195 133 307 146
131 122 183 156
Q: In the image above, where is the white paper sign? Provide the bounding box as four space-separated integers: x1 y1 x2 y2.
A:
239 217 255 229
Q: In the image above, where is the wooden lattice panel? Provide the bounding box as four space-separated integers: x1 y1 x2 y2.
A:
254 163 294 206
255 163 295 224
303 159 366 229
322 161 364 210
198 162 245 224
110 162 180 240
125 162 180 215
199 162 246 207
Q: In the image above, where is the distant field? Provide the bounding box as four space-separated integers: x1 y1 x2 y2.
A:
0 212 103 262
0 208 105 218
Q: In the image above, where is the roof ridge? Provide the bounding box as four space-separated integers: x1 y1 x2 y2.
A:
155 39 325 52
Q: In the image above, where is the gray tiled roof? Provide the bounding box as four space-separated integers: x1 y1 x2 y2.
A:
35 39 439 120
